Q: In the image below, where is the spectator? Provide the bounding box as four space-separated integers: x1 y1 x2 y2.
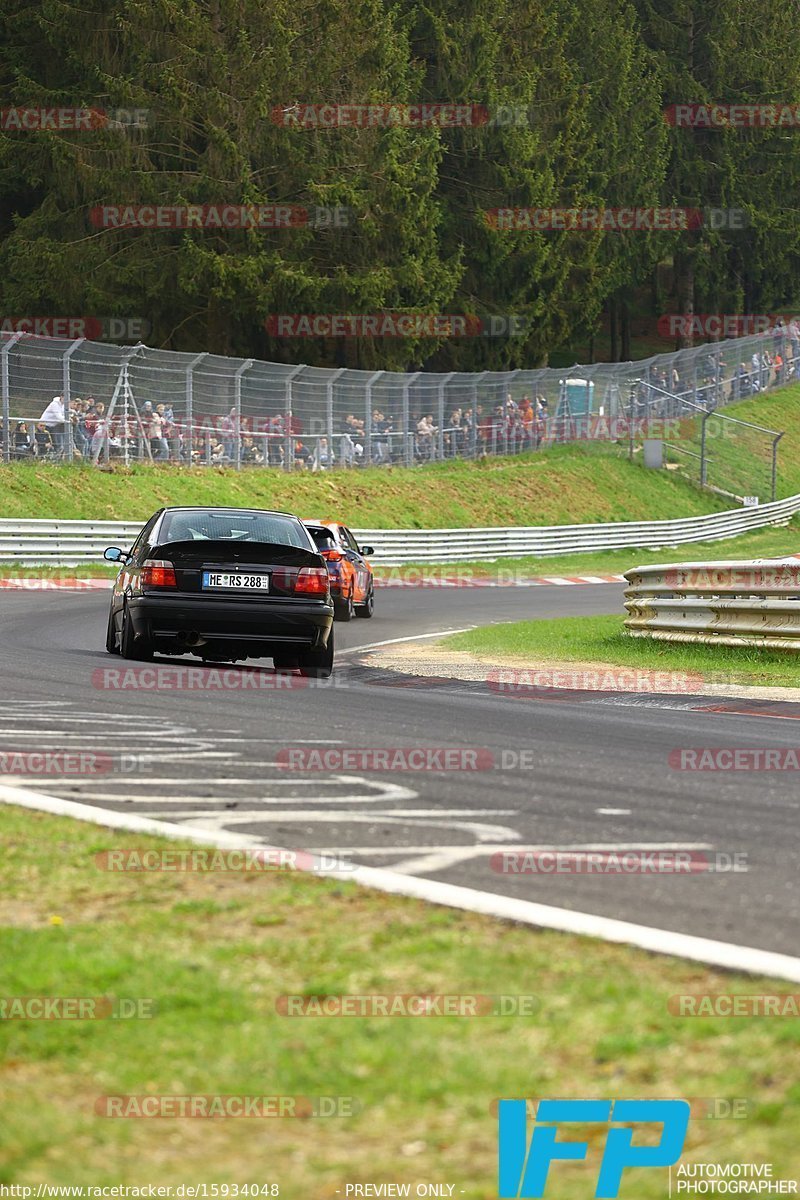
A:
34 422 54 459
13 421 33 459
140 401 168 460
788 318 800 370
311 437 334 471
372 409 392 464
220 407 237 462
416 413 437 460
241 436 263 465
39 394 67 457
89 402 108 461
72 400 90 458
340 413 364 466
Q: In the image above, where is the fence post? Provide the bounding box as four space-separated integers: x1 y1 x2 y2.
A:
472 371 488 458
1 332 25 464
233 359 254 470
437 372 455 460
772 431 784 502
327 367 345 468
700 410 710 488
185 352 207 463
402 372 420 466
364 370 383 465
285 365 305 471
62 337 85 462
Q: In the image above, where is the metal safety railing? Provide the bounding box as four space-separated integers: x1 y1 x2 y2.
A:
624 559 800 649
0 491 798 565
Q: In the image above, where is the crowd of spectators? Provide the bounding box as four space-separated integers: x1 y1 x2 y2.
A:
3 328 798 466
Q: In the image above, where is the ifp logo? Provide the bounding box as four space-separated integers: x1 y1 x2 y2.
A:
498 1099 690 1197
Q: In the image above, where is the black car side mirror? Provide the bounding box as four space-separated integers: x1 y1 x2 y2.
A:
360 545 375 557
104 546 130 563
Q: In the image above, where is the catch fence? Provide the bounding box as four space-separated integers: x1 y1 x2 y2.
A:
1 326 796 484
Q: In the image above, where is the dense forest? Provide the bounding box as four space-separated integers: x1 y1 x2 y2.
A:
1 0 798 370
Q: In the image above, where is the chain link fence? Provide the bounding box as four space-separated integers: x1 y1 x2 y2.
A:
1 326 797 476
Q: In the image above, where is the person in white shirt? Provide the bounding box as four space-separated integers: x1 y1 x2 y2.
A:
39 395 67 455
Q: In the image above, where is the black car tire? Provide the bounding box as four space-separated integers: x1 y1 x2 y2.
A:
105 607 120 654
297 629 334 679
120 606 154 661
355 586 374 618
334 592 354 622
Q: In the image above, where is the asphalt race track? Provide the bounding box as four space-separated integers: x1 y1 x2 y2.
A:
1 584 798 962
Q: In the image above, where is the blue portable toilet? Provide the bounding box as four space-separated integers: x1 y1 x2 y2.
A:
557 377 595 419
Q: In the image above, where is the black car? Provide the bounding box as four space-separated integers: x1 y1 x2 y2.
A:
103 506 334 676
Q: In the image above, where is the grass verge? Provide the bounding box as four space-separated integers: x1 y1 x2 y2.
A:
1 806 799 1193
444 614 800 688
0 443 737 526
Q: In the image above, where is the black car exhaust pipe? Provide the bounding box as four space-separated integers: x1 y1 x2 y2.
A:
177 630 206 647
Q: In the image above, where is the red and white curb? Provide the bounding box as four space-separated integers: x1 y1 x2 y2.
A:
0 574 625 592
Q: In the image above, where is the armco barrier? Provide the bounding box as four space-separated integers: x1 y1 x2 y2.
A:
0 494 799 565
624 559 800 649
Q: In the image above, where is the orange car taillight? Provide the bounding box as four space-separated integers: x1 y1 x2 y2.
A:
294 567 329 595
322 549 343 562
142 559 177 588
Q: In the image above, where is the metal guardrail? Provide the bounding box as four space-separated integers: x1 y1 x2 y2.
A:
624 559 800 649
0 493 798 565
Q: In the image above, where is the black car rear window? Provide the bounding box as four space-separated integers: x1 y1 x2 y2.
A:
159 510 312 549
306 526 337 549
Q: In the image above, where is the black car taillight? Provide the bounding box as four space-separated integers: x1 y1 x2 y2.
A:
294 567 329 595
142 559 177 588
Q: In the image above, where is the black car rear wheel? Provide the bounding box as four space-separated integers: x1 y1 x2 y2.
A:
297 629 334 678
355 586 374 618
105 607 120 654
334 592 354 622
120 606 154 661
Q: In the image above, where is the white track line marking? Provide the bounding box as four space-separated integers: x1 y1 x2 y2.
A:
596 808 632 815
342 627 476 654
1 785 795 982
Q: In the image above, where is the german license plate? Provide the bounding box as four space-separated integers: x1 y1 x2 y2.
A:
202 572 269 591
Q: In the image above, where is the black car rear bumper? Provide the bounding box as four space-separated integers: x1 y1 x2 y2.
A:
127 595 333 649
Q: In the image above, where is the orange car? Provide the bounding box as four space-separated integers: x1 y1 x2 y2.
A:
303 521 375 621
